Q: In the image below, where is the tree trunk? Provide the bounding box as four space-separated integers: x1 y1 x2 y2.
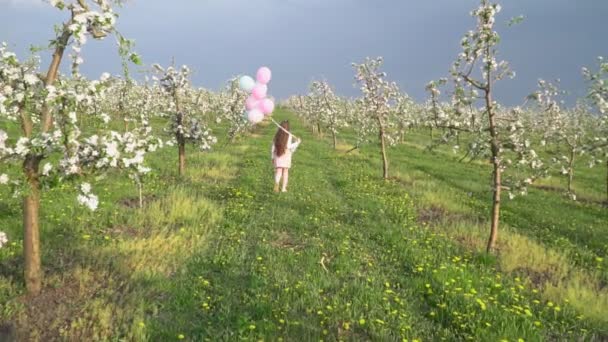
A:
42 28 72 132
484 59 501 253
175 92 186 176
487 155 501 253
138 181 143 209
377 119 389 180
567 148 575 195
332 131 337 150
178 140 186 176
23 155 42 295
486 101 501 252
430 127 433 140
20 23 72 296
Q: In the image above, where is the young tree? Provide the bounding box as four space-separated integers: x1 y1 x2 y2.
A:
582 57 608 203
431 0 546 252
352 57 400 179
153 64 217 176
0 0 150 295
392 93 417 144
530 80 592 199
218 77 248 142
0 32 156 299
309 81 347 149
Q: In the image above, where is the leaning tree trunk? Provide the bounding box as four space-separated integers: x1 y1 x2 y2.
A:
487 152 501 253
21 24 72 296
485 69 500 253
23 155 42 295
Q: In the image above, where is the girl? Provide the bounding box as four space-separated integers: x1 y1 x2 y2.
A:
271 120 301 192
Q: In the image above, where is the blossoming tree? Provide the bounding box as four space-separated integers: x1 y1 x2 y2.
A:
582 57 608 203
429 0 546 252
153 64 217 176
530 80 593 199
308 80 348 149
0 0 155 295
352 57 400 179
217 77 248 142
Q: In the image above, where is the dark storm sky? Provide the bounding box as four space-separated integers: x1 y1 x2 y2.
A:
1 0 607 105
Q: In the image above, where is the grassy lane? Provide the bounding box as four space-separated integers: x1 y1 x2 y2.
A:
148 110 605 341
1 109 606 340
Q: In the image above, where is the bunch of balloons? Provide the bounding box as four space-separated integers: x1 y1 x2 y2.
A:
239 66 275 124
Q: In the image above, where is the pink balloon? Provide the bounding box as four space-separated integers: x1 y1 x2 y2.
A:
245 96 259 111
251 84 268 100
256 66 272 84
247 109 264 124
260 98 275 115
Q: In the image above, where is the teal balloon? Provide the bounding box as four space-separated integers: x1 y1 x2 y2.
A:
239 76 255 92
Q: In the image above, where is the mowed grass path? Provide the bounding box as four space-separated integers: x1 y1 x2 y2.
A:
1 109 606 341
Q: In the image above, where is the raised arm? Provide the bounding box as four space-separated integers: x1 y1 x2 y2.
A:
288 136 301 153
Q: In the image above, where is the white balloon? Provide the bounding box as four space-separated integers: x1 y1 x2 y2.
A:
247 109 264 124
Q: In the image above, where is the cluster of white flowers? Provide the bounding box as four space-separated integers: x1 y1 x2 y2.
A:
75 126 162 174
288 81 350 148
0 1 158 208
77 182 99 211
583 58 608 173
309 81 349 145
0 231 8 249
352 57 401 146
154 63 217 153
526 79 597 197
217 78 249 141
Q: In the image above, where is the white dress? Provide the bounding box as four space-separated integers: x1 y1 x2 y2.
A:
272 135 301 169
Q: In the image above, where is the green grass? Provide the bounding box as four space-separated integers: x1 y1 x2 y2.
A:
0 109 607 341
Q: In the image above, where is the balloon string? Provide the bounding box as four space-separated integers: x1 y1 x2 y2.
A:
269 117 299 139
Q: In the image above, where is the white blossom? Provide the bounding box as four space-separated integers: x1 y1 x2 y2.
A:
42 163 53 176
0 232 8 249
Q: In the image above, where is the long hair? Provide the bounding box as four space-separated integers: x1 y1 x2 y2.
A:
273 120 290 157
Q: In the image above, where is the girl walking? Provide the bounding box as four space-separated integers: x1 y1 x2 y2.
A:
271 120 301 192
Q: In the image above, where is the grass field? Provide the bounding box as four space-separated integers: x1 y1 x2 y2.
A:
1 108 607 341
